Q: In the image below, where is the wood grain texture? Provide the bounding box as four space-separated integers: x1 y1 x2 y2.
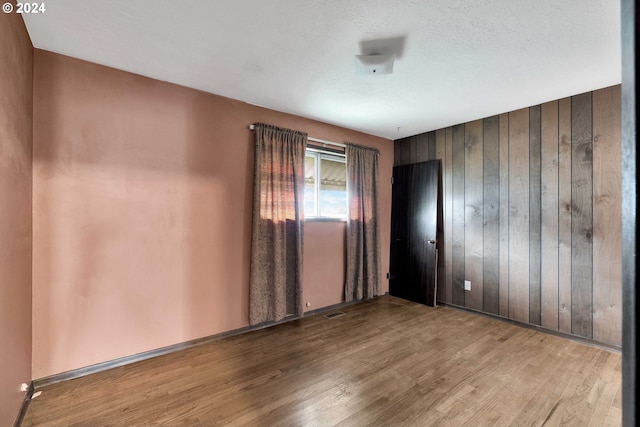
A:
21 296 622 427
540 100 560 330
571 92 593 339
397 137 412 166
394 138 402 166
592 85 622 346
436 129 447 303
558 97 573 334
499 113 510 317
392 86 621 347
428 131 437 161
435 129 446 160
529 105 542 325
483 116 500 315
415 133 429 163
508 109 530 323
407 135 416 163
444 127 454 304
452 124 466 306
465 119 484 310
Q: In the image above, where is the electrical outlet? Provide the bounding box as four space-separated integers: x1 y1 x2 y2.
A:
464 280 471 291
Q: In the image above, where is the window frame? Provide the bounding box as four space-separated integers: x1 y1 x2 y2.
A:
304 147 347 222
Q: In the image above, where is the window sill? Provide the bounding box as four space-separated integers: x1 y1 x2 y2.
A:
305 217 347 223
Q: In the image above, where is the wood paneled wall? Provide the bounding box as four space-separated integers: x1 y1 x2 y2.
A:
394 85 622 347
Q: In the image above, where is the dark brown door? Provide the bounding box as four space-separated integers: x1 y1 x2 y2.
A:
389 160 440 306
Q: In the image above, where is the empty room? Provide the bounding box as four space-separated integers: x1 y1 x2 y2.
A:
1 0 636 426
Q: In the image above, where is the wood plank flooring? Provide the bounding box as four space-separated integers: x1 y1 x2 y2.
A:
22 296 621 426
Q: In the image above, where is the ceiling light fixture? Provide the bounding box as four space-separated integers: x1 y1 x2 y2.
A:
355 54 395 75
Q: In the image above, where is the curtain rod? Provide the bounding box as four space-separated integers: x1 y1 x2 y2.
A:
248 124 346 148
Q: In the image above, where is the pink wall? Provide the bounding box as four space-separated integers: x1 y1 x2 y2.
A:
0 9 33 425
32 50 393 379
303 222 347 312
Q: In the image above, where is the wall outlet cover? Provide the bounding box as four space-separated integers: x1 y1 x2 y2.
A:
464 280 471 291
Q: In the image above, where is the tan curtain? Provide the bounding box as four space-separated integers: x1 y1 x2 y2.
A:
250 123 307 325
345 143 381 301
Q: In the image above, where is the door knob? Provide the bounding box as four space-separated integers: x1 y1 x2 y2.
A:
428 240 437 244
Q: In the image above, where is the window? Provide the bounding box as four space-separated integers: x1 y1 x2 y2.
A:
304 148 347 219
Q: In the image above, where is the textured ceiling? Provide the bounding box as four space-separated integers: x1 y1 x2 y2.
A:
22 0 620 140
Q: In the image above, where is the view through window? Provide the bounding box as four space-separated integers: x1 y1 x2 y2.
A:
304 149 347 219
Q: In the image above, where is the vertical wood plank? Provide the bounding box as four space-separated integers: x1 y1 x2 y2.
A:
436 129 447 303
391 87 620 347
499 113 510 317
444 127 454 304
415 133 430 163
508 108 530 323
428 131 437 161
558 97 572 334
404 137 411 164
465 120 484 310
483 116 500 315
452 124 466 306
399 137 412 166
592 86 621 346
435 129 446 160
394 139 403 166
540 100 560 331
410 135 419 164
529 105 542 326
571 91 593 339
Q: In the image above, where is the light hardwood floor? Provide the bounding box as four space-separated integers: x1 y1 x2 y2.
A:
22 296 621 426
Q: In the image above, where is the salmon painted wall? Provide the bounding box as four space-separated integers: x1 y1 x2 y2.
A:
303 222 347 311
32 50 393 379
0 9 33 425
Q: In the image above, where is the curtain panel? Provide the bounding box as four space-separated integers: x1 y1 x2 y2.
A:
249 123 307 325
345 143 381 302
